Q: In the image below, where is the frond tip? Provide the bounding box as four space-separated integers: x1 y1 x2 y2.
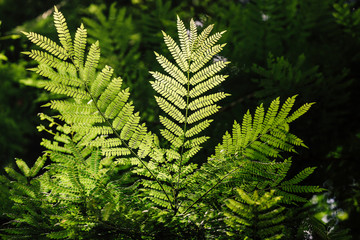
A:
151 16 229 150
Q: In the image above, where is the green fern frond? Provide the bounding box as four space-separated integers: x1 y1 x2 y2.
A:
193 24 214 51
159 116 184 137
105 90 131 119
28 156 47 177
162 30 188 72
187 104 220 124
185 119 213 138
43 81 90 99
90 65 113 98
160 129 183 148
73 23 87 68
151 79 187 109
224 189 285 239
23 50 60 68
281 167 316 185
154 52 187 84
22 31 69 60
149 71 187 96
176 15 190 62
34 64 83 87
54 6 74 57
188 92 230 111
190 61 229 85
189 75 228 98
155 96 185 123
15 159 30 177
83 41 100 84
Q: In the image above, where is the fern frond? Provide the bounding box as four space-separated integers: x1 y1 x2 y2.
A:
159 116 184 137
102 147 131 157
154 52 187 84
73 23 87 68
187 104 220 124
190 43 227 73
192 24 214 51
184 136 209 149
54 6 74 56
162 30 188 72
189 19 197 51
120 112 141 140
281 167 316 185
185 119 213 138
155 96 185 123
35 64 83 87
160 129 183 148
90 65 113 98
43 81 90 99
149 71 187 96
190 60 229 85
188 92 229 111
128 123 148 149
103 89 131 119
150 79 187 109
28 156 47 177
176 15 190 61
22 31 69 60
83 41 100 84
15 159 30 177
224 189 285 239
23 50 60 68
189 75 228 98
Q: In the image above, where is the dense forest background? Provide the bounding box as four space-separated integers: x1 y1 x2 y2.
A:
1 0 359 238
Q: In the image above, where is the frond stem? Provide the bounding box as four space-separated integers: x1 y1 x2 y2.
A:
175 64 191 211
181 160 245 215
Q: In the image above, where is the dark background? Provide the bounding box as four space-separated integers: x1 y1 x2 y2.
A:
1 0 359 238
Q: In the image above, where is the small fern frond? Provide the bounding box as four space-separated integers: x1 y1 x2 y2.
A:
185 119 213 138
159 116 184 137
193 24 214 51
149 71 187 96
216 96 313 163
187 104 220 124
22 31 69 60
90 65 113 99
188 92 230 111
54 6 74 57
15 159 30 177
23 50 60 68
155 96 185 123
224 189 285 239
162 30 188 72
176 15 190 61
154 52 187 84
281 167 316 185
189 19 197 51
189 75 228 98
190 61 229 85
73 23 87 68
151 79 187 109
83 41 100 85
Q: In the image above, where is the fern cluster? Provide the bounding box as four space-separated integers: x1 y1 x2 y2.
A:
0 7 331 239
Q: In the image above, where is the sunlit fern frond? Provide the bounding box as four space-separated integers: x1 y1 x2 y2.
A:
151 16 229 151
224 189 286 239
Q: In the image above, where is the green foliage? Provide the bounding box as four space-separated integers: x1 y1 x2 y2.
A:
0 7 340 240
224 189 285 239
